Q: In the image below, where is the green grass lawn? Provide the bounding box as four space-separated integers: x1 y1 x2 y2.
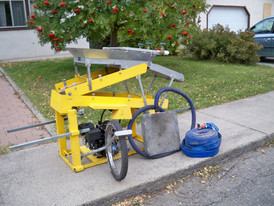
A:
1 56 274 126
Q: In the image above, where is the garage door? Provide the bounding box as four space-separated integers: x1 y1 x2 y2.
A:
208 6 249 32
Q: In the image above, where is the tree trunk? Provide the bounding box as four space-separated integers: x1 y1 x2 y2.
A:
89 40 102 49
110 27 118 47
88 35 111 49
88 28 117 49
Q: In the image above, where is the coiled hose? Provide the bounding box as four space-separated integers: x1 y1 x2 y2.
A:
181 123 222 157
127 87 196 159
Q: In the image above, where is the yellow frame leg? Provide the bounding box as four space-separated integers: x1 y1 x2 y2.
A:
130 108 143 142
56 111 67 156
68 109 84 172
131 108 137 137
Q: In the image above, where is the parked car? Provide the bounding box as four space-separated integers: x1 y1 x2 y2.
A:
249 16 274 58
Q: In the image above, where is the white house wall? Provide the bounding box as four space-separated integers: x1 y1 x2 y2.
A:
200 0 274 30
0 30 89 62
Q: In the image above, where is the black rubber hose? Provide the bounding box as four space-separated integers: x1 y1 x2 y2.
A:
127 87 196 159
100 109 107 123
154 87 196 130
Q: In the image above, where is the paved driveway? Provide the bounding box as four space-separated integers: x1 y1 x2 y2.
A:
257 57 274 67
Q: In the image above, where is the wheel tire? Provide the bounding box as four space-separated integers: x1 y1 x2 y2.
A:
105 120 128 181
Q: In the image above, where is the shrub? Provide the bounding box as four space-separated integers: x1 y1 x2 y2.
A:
185 24 262 63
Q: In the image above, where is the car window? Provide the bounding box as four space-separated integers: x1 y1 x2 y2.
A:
251 18 274 34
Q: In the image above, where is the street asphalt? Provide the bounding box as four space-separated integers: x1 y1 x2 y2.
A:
0 90 273 206
143 141 274 206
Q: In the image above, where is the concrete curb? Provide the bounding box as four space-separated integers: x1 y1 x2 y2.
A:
0 66 56 136
90 132 273 206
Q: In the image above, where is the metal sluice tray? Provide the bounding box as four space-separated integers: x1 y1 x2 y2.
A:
67 47 184 82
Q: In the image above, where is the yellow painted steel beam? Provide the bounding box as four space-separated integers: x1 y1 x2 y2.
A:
51 91 168 117
50 90 72 115
67 109 84 172
88 67 119 79
54 67 119 92
55 75 87 91
60 63 147 96
56 111 67 156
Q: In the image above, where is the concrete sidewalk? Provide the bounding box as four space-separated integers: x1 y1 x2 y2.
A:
0 91 273 206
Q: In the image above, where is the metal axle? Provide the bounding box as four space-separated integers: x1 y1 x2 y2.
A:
7 119 57 133
81 130 132 158
9 132 72 151
9 128 90 151
7 117 70 133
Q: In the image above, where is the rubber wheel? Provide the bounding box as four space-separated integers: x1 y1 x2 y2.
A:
105 120 128 181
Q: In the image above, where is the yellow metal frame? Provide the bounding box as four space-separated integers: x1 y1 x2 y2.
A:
51 63 168 172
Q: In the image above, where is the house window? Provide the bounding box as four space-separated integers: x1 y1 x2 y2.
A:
0 0 28 28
